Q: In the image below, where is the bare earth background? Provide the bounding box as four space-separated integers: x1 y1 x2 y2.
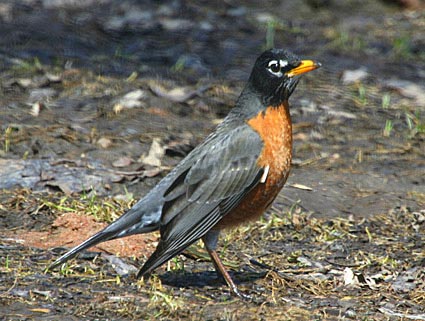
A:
0 0 424 320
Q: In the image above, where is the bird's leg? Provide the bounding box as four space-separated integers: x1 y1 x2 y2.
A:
202 230 250 300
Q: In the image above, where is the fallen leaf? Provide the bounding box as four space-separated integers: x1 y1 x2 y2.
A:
97 137 113 149
140 138 165 167
165 132 195 157
103 254 138 276
29 308 51 313
112 156 133 168
114 89 145 110
45 73 62 83
343 267 356 285
150 83 210 103
384 79 425 106
378 307 425 320
341 68 368 84
30 102 43 117
289 183 313 191
27 88 57 103
143 167 162 177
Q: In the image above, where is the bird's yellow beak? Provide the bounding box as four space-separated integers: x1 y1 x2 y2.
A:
285 60 321 77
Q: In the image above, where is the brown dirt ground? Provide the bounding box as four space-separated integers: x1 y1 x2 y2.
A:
3 212 157 258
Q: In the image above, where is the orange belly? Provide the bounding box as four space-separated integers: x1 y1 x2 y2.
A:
214 102 292 229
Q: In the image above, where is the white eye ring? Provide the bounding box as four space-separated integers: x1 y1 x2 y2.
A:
267 59 288 77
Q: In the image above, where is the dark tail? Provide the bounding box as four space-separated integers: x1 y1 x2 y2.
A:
48 228 117 269
48 203 160 270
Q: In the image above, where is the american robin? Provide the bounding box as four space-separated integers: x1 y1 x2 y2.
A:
49 48 320 298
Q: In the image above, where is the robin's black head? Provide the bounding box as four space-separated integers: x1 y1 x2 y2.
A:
247 48 321 106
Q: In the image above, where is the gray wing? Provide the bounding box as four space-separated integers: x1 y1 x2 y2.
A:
137 124 265 277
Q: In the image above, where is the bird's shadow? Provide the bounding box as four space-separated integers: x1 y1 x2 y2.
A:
158 269 267 289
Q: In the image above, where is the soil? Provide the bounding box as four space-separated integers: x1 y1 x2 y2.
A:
0 0 424 320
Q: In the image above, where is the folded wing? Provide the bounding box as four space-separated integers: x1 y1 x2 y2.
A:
137 124 265 277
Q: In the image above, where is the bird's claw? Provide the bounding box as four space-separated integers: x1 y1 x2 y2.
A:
230 285 252 301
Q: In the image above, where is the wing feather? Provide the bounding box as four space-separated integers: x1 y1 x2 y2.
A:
138 123 267 277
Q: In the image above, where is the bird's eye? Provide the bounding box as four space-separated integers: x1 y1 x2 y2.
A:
267 59 287 77
268 61 280 73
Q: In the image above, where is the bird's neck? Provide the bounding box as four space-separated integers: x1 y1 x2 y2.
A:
230 82 290 121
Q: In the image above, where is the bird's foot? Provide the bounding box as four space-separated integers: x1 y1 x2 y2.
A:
229 284 252 301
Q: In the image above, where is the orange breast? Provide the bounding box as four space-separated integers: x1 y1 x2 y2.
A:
214 102 293 229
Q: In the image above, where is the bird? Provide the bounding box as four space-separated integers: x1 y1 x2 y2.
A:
49 48 321 299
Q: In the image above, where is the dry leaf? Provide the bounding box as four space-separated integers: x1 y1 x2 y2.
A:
97 137 113 149
289 183 313 191
112 156 133 168
140 138 165 167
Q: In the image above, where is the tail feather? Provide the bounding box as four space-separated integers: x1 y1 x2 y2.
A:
136 241 183 279
48 229 116 269
48 202 161 270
